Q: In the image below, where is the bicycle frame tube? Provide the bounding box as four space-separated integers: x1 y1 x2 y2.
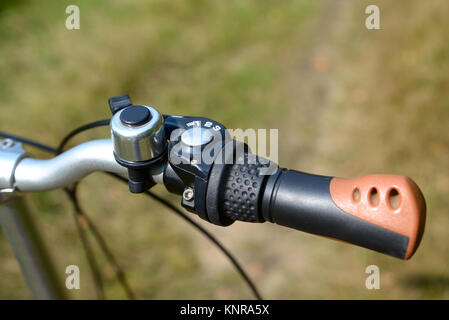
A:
0 196 66 299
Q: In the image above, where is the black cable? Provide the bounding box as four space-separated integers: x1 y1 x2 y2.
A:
1 124 263 300
109 173 263 300
0 131 57 153
74 198 136 300
56 119 110 154
56 121 135 300
1 129 106 298
65 185 105 300
64 184 135 300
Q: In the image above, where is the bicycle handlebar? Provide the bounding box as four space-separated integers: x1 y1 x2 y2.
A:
0 97 427 260
15 140 126 191
2 139 162 192
206 153 426 260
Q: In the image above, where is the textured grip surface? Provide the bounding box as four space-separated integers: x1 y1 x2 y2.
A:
330 175 426 259
221 154 269 222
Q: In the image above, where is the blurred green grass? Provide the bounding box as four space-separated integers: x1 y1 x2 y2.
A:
0 0 448 299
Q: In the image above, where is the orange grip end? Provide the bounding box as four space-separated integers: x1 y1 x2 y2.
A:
330 175 426 259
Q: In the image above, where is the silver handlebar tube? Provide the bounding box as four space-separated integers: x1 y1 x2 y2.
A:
11 139 128 192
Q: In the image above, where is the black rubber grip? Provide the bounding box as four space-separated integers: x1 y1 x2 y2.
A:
220 154 268 222
262 170 410 259
206 147 273 226
206 151 411 259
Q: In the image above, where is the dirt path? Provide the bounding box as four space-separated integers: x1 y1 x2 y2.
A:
192 0 357 299
281 0 352 171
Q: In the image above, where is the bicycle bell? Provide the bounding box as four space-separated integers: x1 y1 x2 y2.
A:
109 94 167 193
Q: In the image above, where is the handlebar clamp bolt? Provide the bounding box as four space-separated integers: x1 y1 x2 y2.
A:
1 139 15 149
183 187 194 201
